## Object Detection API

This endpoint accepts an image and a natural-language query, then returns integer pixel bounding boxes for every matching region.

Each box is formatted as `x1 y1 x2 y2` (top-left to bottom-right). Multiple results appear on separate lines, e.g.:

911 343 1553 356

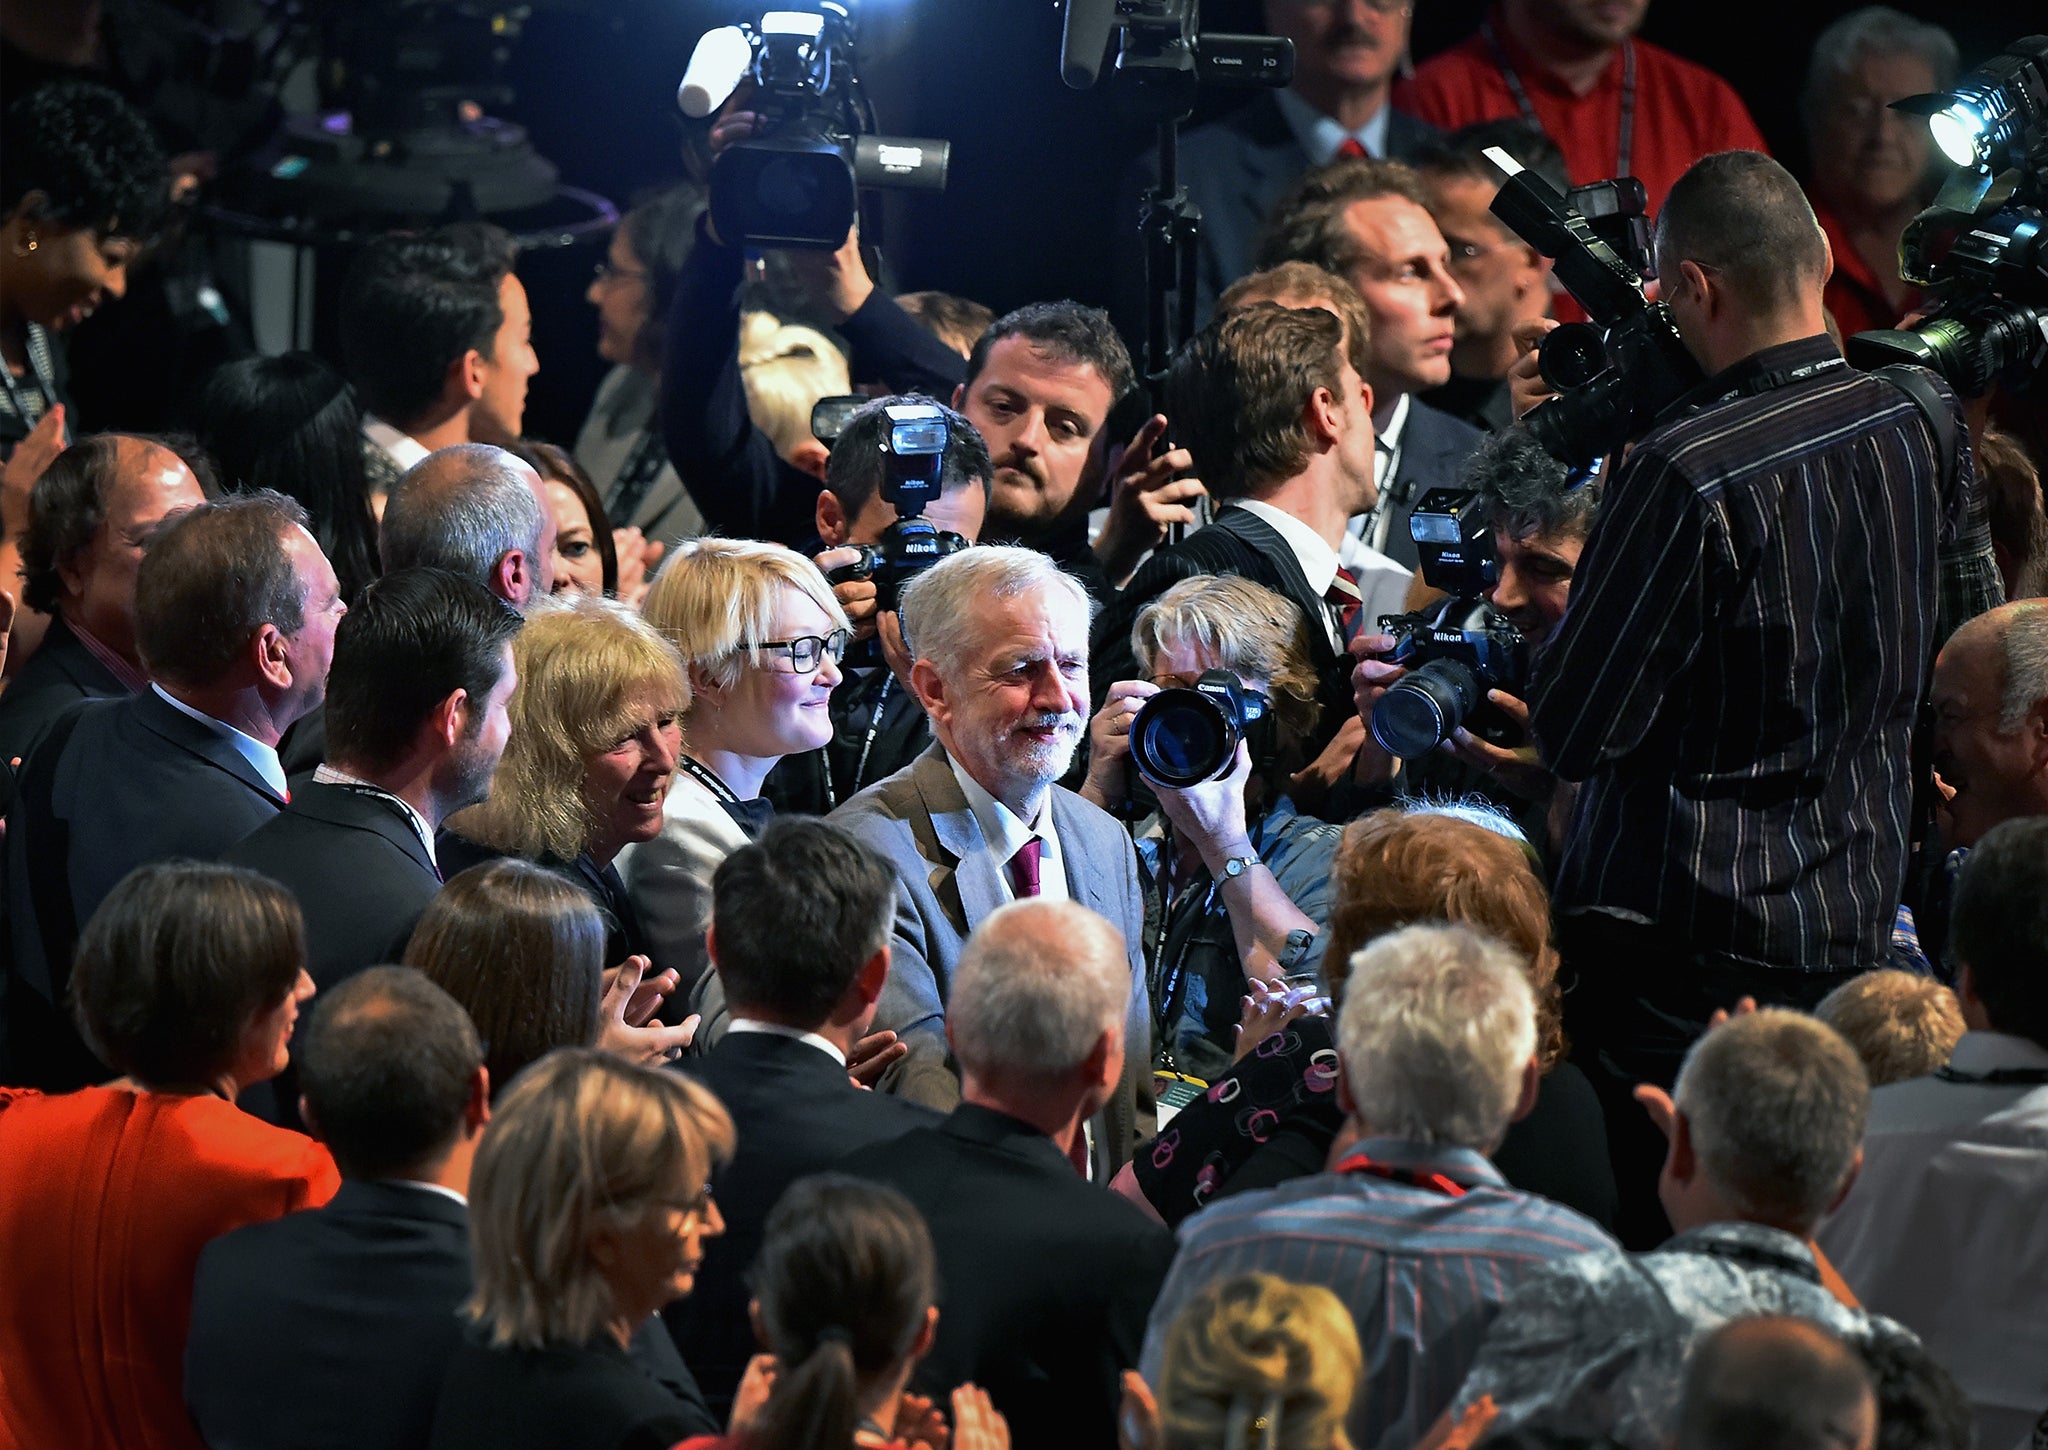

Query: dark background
503 0 2021 444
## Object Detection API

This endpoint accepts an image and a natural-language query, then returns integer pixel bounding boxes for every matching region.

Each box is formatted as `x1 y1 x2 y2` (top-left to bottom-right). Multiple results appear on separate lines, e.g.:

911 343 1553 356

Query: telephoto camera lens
1371 658 1487 760
1128 671 1260 788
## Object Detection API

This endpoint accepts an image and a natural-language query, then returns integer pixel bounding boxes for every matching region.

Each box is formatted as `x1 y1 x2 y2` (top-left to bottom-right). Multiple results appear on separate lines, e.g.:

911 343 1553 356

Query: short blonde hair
1132 573 1321 748
466 1048 735 1348
448 593 688 861
1337 922 1537 1153
739 313 850 462
641 536 848 696
1815 970 1966 1088
1156 1273 1363 1450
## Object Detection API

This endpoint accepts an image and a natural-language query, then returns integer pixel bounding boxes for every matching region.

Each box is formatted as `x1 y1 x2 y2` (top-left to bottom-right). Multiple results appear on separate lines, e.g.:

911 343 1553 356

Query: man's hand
1081 679 1159 808
1632 997 1758 1140
1344 633 1407 787
1287 713 1385 814
1093 415 1207 587
1151 739 1255 871
612 527 664 608
1508 318 1560 422
781 223 877 326
847 1029 908 1089
1442 689 1556 804
815 546 880 640
3 404 65 538
597 956 699 1064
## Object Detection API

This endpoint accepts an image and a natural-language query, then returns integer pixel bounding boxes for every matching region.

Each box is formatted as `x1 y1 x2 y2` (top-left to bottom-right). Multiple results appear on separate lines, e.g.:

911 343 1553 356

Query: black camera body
1130 669 1271 789
824 403 967 618
1484 148 1704 468
688 3 950 249
1846 36 2048 396
1369 488 1529 761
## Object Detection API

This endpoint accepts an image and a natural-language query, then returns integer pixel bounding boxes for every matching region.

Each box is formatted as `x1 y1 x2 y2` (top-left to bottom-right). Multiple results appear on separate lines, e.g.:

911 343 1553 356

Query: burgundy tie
1326 565 1365 643
1335 137 1370 160
1008 838 1043 899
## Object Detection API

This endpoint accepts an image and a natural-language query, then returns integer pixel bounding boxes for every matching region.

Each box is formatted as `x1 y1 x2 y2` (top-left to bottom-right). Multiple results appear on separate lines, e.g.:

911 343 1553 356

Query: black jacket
428 1330 714 1450
667 1029 940 1414
838 1104 1176 1450
3 689 286 1089
1374 397 1489 571
0 613 128 768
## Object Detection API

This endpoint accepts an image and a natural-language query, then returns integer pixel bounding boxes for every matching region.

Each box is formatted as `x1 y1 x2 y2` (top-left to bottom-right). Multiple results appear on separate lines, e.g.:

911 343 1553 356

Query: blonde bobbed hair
641 536 848 700
447 593 688 861
465 1047 735 1349
1156 1272 1363 1450
1131 573 1322 749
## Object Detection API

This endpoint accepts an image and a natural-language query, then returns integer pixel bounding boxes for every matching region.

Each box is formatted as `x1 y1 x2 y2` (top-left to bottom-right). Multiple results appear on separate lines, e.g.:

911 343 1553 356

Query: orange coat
0 1085 340 1450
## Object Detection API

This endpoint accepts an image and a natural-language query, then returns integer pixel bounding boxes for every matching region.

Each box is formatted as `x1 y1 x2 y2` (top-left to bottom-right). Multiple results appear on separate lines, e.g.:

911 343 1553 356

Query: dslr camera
1370 489 1529 761
1129 670 1272 789
822 403 968 655
677 2 950 248
1847 36 2048 395
1483 147 1704 468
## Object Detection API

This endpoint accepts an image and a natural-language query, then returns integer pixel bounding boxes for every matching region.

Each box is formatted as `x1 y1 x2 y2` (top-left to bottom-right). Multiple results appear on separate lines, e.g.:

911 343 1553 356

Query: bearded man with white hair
829 545 1155 1170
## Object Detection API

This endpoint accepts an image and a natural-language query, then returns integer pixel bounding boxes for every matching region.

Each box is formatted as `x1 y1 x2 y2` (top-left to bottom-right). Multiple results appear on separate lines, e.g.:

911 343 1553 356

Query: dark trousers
1557 912 1856 1250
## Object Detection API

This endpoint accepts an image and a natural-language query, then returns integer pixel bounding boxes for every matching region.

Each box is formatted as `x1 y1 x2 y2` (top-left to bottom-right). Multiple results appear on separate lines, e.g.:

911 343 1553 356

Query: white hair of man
379 443 546 580
1996 601 2048 732
949 898 1128 1083
1335 923 1536 1153
1673 1010 1869 1234
898 544 1095 683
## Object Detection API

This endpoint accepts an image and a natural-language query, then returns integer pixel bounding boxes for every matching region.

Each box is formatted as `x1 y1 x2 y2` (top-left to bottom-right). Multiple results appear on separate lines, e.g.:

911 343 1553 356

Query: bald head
949 899 1129 1084
378 443 555 607
1931 600 2048 847
1677 1317 1876 1450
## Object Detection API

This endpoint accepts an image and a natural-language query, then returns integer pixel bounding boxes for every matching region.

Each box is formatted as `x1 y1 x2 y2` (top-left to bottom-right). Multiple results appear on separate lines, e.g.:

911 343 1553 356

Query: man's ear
428 687 469 751
950 382 967 411
456 348 488 405
1303 385 1344 448
253 622 293 691
1825 1147 1863 1217
1667 1106 1699 1185
816 488 849 546
1334 1061 1357 1121
705 921 723 974
908 656 947 720
1508 1055 1540 1124
490 549 528 606
465 1065 492 1135
855 944 890 1008
1677 260 1720 322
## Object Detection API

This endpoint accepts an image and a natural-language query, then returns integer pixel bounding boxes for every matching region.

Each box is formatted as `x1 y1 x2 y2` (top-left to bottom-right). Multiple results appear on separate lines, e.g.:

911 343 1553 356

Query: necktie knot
1335 136 1370 160
1008 838 1043 899
1326 566 1365 644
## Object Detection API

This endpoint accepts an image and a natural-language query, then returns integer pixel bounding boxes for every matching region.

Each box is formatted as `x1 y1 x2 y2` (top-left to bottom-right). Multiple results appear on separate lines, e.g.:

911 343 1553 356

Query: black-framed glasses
754 629 851 674
592 259 648 285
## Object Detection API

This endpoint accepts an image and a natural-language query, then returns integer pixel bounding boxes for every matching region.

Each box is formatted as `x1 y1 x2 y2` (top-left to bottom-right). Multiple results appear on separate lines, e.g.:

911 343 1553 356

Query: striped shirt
1138 1138 1617 1450
1529 335 1970 972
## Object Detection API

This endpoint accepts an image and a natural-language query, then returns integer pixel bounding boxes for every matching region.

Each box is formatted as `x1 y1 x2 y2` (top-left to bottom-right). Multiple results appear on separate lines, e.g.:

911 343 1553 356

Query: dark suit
185 1179 472 1450
840 1105 1176 1450
666 1029 941 1413
0 613 129 768
429 1329 715 1450
1123 94 1442 331
3 689 286 1089
1093 505 1407 758
1373 397 1489 571
828 747 1155 1173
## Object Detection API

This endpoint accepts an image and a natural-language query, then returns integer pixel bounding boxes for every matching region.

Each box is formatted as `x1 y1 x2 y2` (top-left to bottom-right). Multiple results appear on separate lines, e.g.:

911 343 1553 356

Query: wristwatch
1219 854 1261 880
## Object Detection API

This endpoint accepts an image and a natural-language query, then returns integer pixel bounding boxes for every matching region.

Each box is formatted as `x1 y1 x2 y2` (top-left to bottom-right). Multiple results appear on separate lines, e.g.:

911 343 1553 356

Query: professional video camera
1483 147 1704 469
1129 670 1273 789
1846 36 2048 395
1370 488 1529 761
822 403 968 662
677 2 950 249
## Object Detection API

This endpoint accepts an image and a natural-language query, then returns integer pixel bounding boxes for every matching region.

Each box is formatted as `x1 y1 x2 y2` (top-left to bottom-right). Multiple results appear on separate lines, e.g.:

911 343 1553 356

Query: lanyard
823 672 896 812
1680 1234 1822 1286
1334 1150 1470 1198
676 752 742 807
1935 1064 2048 1086
1482 19 1637 182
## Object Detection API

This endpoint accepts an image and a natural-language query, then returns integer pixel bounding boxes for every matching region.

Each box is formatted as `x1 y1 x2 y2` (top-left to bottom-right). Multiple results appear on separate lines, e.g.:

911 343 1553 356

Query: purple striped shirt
1138 1138 1618 1450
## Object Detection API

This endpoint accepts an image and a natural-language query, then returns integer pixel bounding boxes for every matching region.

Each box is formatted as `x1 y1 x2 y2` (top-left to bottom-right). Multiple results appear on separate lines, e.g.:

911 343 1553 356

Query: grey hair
379 443 546 581
1335 923 1536 1153
1998 602 2048 732
898 545 1095 682
1800 7 1959 137
948 899 1130 1082
1673 1010 1869 1233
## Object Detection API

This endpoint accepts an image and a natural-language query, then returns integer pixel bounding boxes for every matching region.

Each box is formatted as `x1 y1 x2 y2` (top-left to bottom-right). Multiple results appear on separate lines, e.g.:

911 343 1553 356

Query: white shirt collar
391 1179 468 1207
946 751 1068 903
151 684 288 798
1375 391 1412 465
1273 87 1392 166
1230 498 1342 600
364 415 431 472
312 764 439 867
727 1018 849 1068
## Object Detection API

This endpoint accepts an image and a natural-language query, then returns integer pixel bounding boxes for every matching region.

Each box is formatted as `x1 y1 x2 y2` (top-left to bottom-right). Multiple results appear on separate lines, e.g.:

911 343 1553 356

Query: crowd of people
3 2 2048 1449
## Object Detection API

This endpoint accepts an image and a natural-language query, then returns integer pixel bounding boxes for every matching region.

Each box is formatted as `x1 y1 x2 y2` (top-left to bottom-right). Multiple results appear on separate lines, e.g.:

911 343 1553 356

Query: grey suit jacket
829 746 1155 1172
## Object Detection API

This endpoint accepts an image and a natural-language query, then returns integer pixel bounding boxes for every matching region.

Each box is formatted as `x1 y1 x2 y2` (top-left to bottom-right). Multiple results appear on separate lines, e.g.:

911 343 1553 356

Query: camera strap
1482 20 1636 181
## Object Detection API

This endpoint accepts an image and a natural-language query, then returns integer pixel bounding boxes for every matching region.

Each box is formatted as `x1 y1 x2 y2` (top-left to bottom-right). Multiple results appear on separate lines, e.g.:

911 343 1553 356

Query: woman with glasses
624 538 850 997
427 1048 734 1450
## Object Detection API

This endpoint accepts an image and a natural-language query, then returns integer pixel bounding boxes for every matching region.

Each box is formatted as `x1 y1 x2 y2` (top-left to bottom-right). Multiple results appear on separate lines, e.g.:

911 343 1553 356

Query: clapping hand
597 956 699 1064
847 1029 908 1089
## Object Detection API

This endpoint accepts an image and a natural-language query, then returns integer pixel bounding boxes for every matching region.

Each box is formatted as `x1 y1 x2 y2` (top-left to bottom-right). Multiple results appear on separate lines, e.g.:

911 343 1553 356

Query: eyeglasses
665 1183 716 1228
592 259 648 285
754 629 851 674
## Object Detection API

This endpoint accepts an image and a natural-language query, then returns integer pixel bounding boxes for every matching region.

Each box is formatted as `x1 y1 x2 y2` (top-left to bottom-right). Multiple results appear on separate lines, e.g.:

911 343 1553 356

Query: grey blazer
829 746 1156 1173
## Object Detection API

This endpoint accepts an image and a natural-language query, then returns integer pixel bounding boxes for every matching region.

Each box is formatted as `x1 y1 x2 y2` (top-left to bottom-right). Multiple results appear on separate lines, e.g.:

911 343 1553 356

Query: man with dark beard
224 568 524 1122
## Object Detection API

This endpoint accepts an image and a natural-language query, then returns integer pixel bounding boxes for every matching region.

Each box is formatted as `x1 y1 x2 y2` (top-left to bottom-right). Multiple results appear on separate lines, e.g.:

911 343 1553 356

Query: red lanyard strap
1335 1151 1470 1197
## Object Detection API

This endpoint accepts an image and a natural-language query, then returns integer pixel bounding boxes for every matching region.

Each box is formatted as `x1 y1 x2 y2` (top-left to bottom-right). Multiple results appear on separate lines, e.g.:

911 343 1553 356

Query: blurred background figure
1814 970 1966 1088
1673 1316 1877 1450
